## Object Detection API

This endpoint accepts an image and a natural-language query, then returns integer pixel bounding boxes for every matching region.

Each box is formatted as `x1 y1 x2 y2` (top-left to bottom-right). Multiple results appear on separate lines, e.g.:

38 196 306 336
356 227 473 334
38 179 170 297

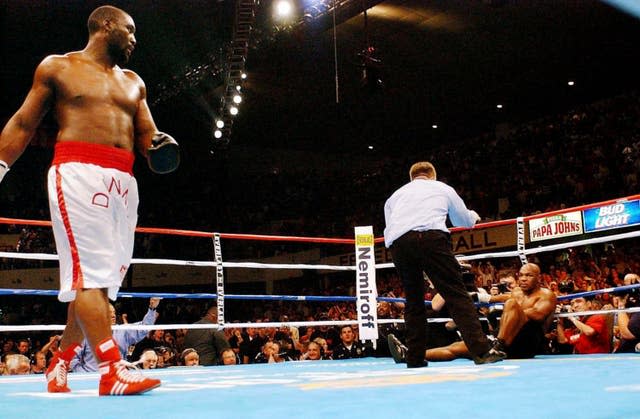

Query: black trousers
390 230 491 364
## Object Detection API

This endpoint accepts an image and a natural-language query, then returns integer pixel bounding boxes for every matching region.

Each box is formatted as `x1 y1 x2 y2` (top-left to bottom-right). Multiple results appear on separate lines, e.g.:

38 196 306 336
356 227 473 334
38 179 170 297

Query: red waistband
52 141 135 175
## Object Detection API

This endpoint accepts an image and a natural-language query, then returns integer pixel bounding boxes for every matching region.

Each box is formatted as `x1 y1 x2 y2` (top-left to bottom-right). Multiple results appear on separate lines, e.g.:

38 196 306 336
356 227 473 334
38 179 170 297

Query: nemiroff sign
528 211 583 242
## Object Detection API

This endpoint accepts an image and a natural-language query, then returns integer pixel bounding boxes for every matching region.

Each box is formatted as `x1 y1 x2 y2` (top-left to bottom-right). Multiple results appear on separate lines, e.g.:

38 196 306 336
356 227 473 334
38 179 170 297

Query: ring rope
0 288 406 303
555 307 640 318
3 225 640 270
0 317 493 333
2 194 640 343
5 307 640 334
3 193 639 244
556 283 640 302
2 284 639 303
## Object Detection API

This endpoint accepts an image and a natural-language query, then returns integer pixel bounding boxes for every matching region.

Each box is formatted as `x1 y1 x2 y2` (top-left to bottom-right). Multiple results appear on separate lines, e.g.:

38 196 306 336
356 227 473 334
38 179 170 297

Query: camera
613 287 639 308
625 289 639 308
558 304 571 313
496 283 508 293
558 281 574 293
461 271 477 292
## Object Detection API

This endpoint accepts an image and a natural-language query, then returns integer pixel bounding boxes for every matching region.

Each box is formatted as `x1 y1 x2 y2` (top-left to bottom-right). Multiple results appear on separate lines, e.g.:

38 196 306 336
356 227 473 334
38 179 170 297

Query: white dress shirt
383 178 479 247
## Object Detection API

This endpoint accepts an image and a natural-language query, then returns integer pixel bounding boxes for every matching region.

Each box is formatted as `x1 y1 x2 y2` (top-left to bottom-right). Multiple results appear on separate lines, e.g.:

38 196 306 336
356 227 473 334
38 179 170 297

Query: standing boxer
0 5 178 395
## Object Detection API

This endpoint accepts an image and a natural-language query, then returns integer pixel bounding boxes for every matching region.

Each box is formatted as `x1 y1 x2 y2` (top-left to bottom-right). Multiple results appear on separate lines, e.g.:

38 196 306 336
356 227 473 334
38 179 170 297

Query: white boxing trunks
47 141 138 302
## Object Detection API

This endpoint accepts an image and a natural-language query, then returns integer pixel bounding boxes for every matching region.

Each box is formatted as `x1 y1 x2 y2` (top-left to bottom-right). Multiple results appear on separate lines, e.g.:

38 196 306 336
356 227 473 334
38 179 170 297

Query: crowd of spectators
2 92 640 374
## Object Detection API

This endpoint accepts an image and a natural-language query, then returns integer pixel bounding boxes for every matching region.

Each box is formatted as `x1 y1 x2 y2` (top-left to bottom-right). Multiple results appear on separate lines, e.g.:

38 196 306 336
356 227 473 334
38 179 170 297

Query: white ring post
354 226 379 348
213 233 225 326
516 216 528 265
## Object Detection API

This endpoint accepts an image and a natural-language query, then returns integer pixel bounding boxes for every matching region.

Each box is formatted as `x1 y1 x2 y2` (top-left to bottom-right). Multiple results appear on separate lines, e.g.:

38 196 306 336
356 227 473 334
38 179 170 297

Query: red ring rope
2 193 639 244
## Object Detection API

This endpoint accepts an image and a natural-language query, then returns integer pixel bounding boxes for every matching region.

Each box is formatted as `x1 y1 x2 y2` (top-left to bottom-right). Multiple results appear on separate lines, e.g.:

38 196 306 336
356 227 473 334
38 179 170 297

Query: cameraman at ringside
615 273 640 353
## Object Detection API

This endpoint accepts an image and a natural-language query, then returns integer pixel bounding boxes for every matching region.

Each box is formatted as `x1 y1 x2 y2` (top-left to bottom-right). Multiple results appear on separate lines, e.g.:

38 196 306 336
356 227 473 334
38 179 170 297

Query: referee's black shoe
387 334 428 368
473 345 506 365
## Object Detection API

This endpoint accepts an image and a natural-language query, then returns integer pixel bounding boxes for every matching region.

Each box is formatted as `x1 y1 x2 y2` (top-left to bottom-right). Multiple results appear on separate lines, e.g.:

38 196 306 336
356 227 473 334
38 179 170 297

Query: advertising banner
529 211 583 242
583 200 640 232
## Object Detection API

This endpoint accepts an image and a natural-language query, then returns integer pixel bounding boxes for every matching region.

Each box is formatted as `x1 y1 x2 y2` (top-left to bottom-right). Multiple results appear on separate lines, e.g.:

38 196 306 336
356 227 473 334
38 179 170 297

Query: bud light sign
583 200 640 232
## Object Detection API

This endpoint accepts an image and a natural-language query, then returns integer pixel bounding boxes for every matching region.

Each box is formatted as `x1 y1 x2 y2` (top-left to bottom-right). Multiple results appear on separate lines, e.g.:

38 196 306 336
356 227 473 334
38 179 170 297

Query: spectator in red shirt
556 297 611 354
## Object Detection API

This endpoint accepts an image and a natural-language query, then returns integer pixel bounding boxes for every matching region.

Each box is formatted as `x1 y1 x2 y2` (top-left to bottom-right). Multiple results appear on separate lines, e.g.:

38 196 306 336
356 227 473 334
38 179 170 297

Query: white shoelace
114 360 146 383
51 359 68 386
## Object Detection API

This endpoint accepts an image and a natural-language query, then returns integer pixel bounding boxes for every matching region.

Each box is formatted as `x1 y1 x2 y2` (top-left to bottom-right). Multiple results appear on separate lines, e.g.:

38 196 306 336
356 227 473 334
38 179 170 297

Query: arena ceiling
2 0 640 160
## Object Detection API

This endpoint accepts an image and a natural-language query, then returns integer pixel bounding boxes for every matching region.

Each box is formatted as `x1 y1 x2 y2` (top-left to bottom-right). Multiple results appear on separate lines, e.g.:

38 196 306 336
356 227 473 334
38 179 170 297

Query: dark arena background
1 1 640 417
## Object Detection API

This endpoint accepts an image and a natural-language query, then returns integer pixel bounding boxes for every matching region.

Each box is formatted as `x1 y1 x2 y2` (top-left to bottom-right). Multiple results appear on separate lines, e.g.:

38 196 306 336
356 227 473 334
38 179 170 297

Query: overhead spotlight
214 129 223 139
275 0 293 17
368 145 374 150
235 85 242 92
233 94 242 104
568 80 575 86
229 106 239 115
496 104 503 109
432 124 438 129
241 73 247 80
215 119 224 129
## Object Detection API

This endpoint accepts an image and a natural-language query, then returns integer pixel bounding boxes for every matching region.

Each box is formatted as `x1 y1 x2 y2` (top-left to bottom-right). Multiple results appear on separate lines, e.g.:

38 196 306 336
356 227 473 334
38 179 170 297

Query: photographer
615 274 640 353
556 297 611 354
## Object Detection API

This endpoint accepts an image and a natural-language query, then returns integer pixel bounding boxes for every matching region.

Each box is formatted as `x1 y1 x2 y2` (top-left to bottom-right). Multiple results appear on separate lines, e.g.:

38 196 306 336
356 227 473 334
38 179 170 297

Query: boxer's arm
523 290 557 322
132 74 158 157
0 57 55 168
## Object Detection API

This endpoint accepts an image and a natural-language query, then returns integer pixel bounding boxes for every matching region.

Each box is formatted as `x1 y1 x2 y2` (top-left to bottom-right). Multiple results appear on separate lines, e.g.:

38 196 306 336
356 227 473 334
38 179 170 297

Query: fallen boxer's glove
147 132 180 174
470 291 491 304
0 160 9 183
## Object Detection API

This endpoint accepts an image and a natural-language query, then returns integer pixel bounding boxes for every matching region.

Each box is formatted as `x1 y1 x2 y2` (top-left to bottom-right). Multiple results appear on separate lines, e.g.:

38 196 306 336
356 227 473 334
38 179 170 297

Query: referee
384 161 505 367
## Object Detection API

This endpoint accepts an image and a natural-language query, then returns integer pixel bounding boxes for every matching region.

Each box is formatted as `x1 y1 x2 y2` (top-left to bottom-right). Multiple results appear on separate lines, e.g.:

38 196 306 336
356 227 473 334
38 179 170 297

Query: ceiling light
275 0 293 17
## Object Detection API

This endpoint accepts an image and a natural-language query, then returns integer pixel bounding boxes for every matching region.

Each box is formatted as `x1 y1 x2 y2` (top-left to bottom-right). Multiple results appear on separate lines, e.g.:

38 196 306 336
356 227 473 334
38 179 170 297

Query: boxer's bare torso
46 52 145 150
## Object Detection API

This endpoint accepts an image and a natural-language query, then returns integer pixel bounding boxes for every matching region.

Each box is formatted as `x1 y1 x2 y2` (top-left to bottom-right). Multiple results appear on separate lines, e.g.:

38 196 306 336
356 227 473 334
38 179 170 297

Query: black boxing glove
147 132 180 174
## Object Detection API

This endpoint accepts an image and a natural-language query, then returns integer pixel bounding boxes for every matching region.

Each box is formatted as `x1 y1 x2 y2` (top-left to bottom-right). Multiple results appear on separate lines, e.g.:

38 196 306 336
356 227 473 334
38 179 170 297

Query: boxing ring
1 195 640 418
0 355 639 418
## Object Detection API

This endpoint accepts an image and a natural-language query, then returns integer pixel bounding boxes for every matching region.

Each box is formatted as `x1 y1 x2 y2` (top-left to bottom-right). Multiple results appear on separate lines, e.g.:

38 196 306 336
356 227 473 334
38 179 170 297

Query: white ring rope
2 228 639 272
555 307 640 318
4 307 640 333
0 317 494 333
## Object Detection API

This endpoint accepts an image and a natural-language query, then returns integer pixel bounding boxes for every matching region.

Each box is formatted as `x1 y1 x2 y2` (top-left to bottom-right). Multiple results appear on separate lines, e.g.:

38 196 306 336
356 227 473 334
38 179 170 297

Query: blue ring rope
0 283 637 304
0 289 401 302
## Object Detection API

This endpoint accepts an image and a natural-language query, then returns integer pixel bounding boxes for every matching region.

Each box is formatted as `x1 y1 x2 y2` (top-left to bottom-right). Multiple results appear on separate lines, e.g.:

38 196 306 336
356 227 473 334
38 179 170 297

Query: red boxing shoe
98 359 161 396
46 351 71 393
